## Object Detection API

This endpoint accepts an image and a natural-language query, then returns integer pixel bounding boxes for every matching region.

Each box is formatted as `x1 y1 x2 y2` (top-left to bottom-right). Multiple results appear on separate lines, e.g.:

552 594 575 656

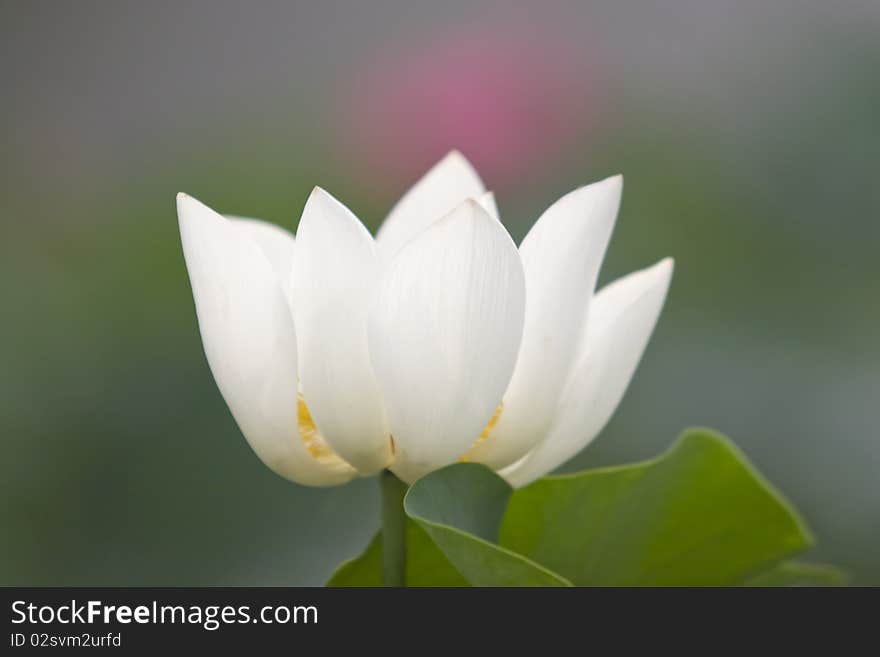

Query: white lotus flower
178 151 672 488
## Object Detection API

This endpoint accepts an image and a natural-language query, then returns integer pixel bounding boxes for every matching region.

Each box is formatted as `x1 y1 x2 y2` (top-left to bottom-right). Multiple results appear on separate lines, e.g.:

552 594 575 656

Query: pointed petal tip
624 257 674 302
444 148 466 162
652 256 675 283
176 192 220 220
305 185 334 208
176 193 220 230
302 186 349 222
177 191 205 207
651 257 675 299
475 190 500 221
475 190 496 207
544 175 623 225
451 196 497 226
176 191 196 212
580 173 623 194
440 149 480 177
305 185 356 214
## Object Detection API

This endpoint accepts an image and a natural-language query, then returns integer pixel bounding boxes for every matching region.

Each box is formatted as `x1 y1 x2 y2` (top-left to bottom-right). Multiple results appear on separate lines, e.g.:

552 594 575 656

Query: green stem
380 469 407 587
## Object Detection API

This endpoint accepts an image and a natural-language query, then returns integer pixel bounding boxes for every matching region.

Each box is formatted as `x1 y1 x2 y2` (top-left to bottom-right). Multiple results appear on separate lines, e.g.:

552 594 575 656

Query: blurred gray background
2 0 878 584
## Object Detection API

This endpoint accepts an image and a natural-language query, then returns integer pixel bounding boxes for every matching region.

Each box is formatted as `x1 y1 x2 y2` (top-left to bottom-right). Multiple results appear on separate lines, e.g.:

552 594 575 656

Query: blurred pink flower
340 15 600 191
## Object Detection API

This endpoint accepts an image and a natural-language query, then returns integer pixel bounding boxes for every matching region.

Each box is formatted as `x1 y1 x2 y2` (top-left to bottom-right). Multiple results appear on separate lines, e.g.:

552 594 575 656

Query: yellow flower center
460 403 504 461
297 393 341 462
298 393 501 468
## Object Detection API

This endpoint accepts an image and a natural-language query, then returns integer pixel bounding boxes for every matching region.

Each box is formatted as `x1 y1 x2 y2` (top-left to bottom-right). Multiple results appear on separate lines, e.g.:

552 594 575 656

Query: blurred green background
2 0 877 585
